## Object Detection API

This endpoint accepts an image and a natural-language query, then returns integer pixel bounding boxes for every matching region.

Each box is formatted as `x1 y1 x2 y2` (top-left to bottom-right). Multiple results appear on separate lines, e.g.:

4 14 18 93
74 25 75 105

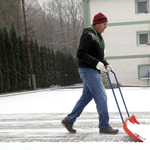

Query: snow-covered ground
0 87 150 150
0 87 149 114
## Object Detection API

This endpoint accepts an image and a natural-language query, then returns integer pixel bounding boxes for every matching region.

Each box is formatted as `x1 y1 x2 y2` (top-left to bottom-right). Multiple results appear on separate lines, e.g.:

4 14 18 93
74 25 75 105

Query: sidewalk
0 111 149 142
0 83 83 98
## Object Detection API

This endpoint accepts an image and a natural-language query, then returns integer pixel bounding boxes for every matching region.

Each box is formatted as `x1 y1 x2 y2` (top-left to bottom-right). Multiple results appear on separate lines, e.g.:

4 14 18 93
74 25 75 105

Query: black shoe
100 126 119 134
61 118 76 133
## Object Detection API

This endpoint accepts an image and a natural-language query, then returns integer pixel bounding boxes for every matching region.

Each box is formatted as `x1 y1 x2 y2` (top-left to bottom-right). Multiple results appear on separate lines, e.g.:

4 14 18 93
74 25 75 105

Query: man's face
95 22 107 33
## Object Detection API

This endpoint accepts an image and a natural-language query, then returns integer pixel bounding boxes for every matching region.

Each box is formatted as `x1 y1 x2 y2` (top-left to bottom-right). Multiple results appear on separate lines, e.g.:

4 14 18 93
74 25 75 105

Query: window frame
136 31 150 46
138 64 150 79
135 0 149 14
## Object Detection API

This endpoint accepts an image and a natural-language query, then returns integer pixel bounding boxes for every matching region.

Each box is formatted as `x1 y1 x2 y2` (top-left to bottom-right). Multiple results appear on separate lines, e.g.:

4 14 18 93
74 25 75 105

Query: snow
0 87 149 114
127 121 150 142
0 142 150 150
0 87 150 149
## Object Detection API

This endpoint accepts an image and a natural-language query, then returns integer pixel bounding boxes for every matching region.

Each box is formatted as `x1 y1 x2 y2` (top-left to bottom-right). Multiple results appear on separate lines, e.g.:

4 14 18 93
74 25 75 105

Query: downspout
83 0 89 27
85 0 89 27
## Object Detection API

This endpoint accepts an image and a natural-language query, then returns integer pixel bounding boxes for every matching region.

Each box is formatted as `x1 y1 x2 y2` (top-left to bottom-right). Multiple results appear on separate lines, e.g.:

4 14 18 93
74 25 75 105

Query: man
61 12 118 134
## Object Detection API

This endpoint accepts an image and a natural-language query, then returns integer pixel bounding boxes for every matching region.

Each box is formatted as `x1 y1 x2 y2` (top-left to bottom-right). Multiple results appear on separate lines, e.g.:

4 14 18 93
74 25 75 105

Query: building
82 0 150 86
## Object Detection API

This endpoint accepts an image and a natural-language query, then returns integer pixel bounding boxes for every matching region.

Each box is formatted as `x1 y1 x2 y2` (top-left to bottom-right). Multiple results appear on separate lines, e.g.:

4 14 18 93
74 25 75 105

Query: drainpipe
84 0 89 27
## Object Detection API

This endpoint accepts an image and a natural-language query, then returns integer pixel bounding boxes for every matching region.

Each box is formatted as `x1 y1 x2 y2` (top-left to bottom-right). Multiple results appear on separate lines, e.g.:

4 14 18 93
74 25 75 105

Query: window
139 65 150 79
139 33 148 44
135 0 149 13
138 1 148 13
137 31 150 46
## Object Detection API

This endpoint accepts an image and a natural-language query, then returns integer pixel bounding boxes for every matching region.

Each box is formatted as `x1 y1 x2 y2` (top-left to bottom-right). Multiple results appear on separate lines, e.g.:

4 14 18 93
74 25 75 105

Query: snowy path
0 112 149 142
0 87 150 149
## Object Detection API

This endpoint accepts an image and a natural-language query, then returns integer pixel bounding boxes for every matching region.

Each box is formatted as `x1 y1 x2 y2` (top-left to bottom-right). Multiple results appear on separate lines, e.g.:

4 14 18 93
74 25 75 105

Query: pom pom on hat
92 12 108 25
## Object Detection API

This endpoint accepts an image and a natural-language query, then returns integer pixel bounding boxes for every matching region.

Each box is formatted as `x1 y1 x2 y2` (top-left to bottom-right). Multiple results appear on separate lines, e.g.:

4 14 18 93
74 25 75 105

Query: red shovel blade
123 114 144 142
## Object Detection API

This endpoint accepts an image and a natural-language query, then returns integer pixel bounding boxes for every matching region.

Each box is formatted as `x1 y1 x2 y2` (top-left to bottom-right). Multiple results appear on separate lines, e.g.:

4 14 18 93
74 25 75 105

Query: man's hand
106 65 113 72
96 62 106 72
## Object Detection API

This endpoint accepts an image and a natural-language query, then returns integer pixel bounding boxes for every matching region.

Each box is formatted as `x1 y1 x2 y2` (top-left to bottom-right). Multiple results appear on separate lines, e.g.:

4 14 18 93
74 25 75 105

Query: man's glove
106 65 113 72
96 62 106 72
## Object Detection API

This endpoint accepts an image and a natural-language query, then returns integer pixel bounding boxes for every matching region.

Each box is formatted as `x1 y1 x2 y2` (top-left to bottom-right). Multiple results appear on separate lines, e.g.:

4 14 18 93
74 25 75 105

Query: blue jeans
66 68 110 129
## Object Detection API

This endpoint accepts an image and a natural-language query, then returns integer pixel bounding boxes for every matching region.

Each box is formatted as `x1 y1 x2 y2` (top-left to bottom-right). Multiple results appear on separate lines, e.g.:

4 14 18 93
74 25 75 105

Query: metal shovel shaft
111 70 130 118
106 71 130 124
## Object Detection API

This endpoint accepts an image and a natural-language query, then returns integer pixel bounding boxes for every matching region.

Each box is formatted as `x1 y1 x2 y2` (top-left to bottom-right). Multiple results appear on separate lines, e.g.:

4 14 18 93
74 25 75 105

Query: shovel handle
106 71 130 124
111 70 130 117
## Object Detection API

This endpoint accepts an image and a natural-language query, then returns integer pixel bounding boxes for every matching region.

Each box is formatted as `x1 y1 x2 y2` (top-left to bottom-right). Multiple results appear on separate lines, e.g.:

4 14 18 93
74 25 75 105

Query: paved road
0 112 149 142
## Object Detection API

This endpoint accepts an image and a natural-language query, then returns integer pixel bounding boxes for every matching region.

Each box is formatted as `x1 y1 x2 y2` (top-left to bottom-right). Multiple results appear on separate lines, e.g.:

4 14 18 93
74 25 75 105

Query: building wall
89 0 150 23
83 0 150 86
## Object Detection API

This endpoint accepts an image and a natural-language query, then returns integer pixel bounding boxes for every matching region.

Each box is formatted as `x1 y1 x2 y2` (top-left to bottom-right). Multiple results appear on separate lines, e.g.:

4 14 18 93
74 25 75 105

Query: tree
50 50 56 85
0 0 83 56
35 0 83 55
34 39 42 88
66 53 75 85
0 42 3 92
55 51 62 85
0 0 21 32
60 53 67 86
3 27 18 91
30 39 36 75
0 24 81 93
46 47 52 86
0 62 3 93
0 28 10 92
10 23 22 90
4 27 18 91
40 45 47 87
18 36 28 90
23 36 30 76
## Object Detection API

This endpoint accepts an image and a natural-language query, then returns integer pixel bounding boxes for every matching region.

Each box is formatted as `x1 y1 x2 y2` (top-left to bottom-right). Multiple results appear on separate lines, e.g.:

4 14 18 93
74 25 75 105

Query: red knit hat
92 12 108 25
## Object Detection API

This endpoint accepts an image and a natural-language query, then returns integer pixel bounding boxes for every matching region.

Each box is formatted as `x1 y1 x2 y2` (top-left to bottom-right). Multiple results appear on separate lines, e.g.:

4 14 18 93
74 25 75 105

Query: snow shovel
106 70 145 142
